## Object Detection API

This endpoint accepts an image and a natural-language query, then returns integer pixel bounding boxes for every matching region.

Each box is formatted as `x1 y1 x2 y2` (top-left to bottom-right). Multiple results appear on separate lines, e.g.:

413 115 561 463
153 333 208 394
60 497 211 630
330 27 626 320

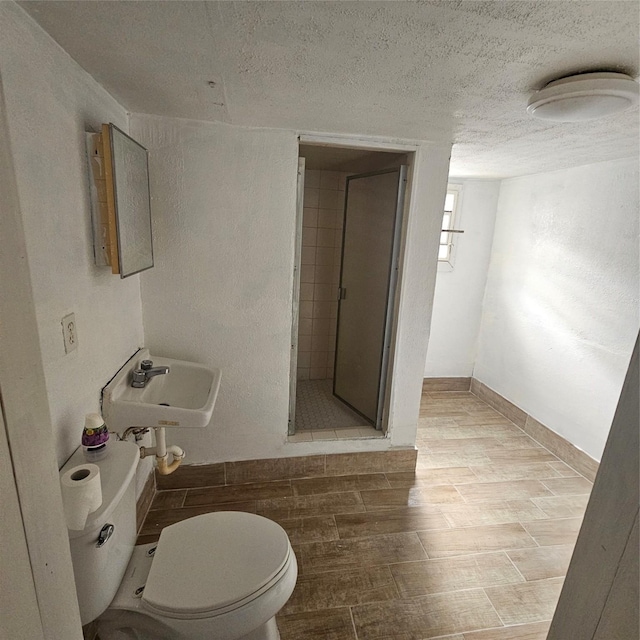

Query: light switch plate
61 313 78 354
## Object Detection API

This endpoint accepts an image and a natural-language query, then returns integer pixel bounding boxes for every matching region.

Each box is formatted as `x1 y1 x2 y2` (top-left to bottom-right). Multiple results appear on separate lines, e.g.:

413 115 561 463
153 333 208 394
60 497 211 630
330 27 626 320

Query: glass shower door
333 166 407 428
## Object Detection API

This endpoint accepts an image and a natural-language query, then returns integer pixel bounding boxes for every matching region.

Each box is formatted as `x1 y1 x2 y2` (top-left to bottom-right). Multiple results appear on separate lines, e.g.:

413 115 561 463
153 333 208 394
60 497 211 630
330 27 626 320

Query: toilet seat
142 512 292 620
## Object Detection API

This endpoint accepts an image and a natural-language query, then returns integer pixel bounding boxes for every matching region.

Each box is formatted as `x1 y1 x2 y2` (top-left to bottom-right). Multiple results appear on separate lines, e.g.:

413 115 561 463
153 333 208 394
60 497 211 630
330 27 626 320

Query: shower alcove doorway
289 142 411 439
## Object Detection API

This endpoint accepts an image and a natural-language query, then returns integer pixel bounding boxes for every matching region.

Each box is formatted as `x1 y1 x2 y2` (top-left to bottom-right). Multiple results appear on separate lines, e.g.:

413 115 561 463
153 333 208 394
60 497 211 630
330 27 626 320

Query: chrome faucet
131 359 170 388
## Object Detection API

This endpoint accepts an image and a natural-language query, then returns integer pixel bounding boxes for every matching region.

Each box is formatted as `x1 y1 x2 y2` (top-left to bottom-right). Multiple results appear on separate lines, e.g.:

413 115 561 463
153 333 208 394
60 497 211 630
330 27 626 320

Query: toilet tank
60 440 140 625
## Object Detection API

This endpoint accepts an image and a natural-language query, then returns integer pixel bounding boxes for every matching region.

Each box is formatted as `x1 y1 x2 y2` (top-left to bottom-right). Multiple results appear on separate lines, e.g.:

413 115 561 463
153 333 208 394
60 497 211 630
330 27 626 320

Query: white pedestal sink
102 349 221 432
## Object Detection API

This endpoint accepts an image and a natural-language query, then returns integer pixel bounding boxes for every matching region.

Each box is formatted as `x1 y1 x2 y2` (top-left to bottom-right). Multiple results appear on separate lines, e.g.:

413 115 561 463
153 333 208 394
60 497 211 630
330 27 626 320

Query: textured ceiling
19 0 640 178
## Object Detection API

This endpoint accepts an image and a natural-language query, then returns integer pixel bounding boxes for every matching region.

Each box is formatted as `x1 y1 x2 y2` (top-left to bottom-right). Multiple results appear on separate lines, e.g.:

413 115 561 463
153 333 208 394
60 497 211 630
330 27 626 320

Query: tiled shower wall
297 170 349 380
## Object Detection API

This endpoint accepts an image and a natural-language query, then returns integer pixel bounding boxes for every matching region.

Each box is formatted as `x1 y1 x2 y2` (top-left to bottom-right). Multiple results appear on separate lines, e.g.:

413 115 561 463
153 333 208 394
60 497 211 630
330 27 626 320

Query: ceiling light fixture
527 72 639 122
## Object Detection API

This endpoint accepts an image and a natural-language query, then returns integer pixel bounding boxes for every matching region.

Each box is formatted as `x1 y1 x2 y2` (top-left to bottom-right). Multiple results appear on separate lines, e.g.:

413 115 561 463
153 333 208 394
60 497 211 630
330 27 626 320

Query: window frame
437 184 462 270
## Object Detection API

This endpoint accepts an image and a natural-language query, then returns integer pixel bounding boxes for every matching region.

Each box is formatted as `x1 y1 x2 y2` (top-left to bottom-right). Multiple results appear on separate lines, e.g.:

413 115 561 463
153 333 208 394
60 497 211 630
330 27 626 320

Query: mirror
109 125 153 277
86 124 154 278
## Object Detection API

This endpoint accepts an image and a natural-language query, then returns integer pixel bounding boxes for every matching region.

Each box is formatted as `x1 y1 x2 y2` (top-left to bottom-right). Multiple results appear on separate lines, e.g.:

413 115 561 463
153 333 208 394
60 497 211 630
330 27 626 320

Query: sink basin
102 349 221 431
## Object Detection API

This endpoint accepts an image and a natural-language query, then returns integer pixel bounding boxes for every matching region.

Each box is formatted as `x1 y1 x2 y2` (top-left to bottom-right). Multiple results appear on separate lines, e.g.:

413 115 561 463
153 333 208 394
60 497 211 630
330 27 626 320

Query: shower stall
289 144 410 436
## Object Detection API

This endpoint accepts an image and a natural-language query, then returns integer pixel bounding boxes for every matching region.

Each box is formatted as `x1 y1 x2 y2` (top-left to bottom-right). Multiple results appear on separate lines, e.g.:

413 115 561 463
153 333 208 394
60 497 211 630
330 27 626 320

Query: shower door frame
288 157 306 435
288 135 418 436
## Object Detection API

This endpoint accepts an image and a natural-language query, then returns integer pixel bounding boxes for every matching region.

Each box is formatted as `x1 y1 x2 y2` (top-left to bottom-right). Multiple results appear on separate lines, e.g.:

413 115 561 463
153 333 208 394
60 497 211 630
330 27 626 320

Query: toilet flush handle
96 523 115 548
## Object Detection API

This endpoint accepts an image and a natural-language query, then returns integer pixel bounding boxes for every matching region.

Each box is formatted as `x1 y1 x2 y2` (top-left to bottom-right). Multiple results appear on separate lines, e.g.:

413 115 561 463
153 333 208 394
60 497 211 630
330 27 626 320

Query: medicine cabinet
86 124 154 278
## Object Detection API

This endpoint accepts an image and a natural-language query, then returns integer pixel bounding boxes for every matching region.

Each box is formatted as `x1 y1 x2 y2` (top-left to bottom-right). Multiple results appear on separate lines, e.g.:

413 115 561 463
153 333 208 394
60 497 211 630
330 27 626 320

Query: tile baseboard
156 448 418 490
423 377 472 392
522 414 599 482
156 461 225 490
471 379 528 428
136 470 156 533
471 378 599 482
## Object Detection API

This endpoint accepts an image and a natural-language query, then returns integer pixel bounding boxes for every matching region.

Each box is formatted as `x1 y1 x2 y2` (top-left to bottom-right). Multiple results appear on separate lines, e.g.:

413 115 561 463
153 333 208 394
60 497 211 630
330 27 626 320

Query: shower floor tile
294 379 371 431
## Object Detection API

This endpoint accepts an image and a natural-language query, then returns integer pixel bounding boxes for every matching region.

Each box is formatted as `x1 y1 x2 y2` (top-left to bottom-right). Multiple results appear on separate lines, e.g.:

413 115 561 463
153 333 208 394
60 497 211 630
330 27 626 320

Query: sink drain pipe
140 427 184 475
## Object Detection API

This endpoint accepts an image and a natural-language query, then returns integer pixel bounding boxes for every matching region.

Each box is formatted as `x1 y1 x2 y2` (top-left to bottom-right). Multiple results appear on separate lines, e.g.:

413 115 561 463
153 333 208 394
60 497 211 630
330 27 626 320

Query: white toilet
61 441 297 640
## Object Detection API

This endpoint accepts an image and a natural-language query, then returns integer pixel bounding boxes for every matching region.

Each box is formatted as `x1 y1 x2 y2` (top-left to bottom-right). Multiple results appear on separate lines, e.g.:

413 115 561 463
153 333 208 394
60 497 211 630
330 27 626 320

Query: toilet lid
142 512 291 618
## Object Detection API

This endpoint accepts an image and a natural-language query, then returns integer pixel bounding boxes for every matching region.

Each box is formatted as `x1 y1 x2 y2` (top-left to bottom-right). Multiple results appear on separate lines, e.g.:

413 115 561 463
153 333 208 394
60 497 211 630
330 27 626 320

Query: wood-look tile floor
140 391 593 639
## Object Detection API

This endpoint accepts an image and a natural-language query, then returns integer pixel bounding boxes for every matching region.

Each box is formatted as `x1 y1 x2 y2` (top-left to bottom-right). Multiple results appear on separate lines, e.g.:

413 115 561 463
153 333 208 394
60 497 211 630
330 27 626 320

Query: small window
438 187 460 263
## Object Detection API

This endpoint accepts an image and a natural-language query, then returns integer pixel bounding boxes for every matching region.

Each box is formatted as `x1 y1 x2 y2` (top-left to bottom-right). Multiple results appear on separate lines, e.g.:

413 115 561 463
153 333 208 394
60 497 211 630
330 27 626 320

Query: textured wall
0 57 82 640
0 2 145 468
474 158 639 460
131 114 450 463
425 180 500 377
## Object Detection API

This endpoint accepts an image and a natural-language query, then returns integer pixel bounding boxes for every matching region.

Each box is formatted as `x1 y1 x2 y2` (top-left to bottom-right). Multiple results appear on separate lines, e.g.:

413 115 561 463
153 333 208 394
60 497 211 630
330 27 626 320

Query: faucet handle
132 369 147 387
140 360 154 370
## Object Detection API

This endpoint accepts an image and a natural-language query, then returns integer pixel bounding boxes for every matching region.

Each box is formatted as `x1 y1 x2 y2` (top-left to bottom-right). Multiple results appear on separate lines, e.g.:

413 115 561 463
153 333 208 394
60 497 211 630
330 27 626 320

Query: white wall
0 2 145 468
474 158 639 460
131 114 450 464
0 412 46 640
425 180 500 377
0 44 82 637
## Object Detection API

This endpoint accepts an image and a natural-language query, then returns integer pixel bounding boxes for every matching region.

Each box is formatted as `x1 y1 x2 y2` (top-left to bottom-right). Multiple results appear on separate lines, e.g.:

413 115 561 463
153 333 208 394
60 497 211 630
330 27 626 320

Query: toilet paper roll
60 463 103 531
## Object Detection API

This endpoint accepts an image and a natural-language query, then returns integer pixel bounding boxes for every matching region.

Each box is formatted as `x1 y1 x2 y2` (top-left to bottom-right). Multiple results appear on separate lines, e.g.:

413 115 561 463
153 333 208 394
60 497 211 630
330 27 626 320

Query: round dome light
527 72 639 122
